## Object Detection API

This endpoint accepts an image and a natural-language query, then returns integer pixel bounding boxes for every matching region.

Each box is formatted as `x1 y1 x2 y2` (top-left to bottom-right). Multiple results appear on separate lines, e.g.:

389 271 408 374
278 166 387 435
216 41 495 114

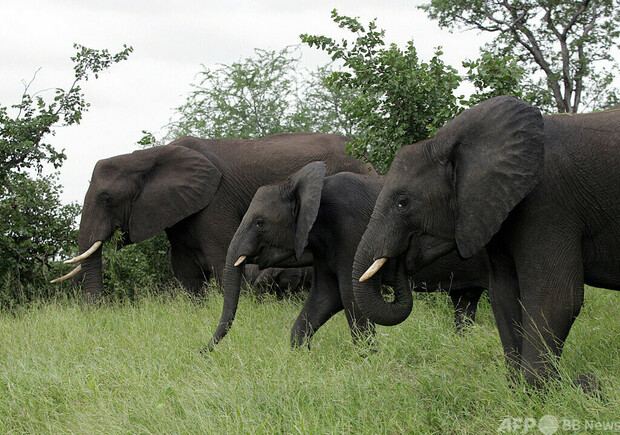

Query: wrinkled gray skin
353 96 620 389
243 264 312 297
209 162 486 350
73 133 373 301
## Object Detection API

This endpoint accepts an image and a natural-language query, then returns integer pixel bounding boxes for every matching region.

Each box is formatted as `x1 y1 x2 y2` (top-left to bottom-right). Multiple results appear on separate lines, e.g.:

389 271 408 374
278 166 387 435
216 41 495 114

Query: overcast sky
1 0 493 206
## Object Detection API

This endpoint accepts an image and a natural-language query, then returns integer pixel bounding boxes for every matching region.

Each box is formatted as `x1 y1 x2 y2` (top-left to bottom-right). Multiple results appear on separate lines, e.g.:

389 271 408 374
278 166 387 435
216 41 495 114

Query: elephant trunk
352 235 412 326
78 236 104 302
75 196 109 302
207 238 246 350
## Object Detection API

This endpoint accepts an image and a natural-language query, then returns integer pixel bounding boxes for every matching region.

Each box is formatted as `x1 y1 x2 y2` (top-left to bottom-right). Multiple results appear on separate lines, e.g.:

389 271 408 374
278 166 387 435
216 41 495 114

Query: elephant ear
129 145 222 243
438 95 545 258
285 161 327 260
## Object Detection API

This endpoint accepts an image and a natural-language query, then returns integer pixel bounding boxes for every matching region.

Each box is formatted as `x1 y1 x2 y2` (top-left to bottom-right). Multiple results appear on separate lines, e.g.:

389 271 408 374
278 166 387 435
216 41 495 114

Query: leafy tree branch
420 0 620 112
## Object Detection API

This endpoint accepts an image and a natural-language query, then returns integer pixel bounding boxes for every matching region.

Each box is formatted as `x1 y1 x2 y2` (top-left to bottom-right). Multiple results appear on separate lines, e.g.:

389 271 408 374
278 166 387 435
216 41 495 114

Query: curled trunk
352 236 412 326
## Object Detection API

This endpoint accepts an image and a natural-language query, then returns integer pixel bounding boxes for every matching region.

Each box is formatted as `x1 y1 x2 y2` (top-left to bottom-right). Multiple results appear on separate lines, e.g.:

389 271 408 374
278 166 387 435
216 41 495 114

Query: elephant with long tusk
51 133 374 301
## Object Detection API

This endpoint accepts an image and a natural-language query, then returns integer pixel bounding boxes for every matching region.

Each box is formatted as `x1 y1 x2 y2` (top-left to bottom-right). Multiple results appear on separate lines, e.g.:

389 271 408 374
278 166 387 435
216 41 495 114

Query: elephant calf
243 264 312 297
208 162 487 350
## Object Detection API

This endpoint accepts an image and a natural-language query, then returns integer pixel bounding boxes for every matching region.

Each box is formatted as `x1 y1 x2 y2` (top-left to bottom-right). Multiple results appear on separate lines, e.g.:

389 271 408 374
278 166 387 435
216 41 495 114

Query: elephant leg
450 286 484 334
169 243 207 295
514 239 585 388
342 303 376 350
486 241 523 378
206 254 227 286
337 269 376 347
166 225 210 294
198 204 244 286
274 268 304 297
290 263 342 349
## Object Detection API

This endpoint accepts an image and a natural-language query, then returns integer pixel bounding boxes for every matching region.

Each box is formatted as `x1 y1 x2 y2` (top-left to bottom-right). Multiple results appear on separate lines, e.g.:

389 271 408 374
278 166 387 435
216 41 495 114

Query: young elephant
208 162 487 350
243 264 312 297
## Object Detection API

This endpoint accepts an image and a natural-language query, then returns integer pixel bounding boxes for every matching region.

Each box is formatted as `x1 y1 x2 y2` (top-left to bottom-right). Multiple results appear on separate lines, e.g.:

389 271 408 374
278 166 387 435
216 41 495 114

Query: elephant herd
54 96 620 391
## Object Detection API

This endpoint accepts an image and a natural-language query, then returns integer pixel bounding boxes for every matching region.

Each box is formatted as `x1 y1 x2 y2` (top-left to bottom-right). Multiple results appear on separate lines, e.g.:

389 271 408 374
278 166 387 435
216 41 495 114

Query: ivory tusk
234 255 247 267
51 264 82 283
64 241 103 264
359 257 388 282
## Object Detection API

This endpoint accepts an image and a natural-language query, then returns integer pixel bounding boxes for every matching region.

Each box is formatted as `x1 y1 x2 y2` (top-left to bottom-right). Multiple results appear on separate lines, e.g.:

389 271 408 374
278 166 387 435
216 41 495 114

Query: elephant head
353 96 545 325
54 144 221 300
209 161 325 348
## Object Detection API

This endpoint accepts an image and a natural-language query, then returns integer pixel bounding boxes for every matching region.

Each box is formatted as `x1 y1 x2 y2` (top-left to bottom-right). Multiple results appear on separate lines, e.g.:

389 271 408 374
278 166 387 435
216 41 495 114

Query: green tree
292 65 360 137
164 46 357 142
301 10 462 172
460 48 541 107
0 174 80 286
0 43 132 297
420 0 620 113
1 44 133 180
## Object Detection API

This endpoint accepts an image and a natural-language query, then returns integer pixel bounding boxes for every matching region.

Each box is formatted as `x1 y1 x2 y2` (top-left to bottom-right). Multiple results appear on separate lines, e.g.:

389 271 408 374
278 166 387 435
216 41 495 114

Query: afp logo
497 415 559 434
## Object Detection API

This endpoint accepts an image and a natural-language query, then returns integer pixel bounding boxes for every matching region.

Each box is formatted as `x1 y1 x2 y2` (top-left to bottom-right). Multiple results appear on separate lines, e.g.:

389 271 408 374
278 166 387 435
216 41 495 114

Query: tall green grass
0 286 617 433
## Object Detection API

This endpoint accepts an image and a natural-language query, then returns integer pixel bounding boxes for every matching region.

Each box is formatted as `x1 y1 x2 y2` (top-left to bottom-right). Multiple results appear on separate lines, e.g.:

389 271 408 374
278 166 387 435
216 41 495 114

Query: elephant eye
396 195 410 212
100 193 113 207
255 218 265 229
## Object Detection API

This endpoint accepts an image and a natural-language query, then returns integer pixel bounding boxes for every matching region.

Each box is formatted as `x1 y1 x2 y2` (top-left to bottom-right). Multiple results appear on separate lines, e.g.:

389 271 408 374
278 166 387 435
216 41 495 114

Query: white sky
1 0 494 206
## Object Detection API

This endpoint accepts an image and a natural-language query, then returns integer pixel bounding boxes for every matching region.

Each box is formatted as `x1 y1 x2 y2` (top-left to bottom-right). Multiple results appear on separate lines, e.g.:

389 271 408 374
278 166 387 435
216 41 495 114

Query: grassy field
0 285 618 434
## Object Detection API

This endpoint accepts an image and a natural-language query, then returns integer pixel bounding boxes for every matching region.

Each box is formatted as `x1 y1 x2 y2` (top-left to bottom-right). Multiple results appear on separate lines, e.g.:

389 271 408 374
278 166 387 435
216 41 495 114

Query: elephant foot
200 342 216 354
574 373 602 396
504 369 602 397
82 290 102 305
455 320 474 336
352 330 378 357
290 337 312 351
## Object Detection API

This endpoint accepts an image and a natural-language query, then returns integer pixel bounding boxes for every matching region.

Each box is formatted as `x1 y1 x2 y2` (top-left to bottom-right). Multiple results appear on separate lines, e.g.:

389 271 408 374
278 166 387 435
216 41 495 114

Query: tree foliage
301 10 463 172
101 231 174 300
164 12 530 174
0 174 80 285
461 49 538 107
0 44 133 180
0 44 132 296
164 46 357 142
420 0 620 113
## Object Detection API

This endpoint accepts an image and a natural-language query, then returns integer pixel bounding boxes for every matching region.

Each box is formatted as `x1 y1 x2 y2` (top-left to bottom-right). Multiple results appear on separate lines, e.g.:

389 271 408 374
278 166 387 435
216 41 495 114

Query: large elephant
353 96 620 389
53 133 374 300
208 162 487 350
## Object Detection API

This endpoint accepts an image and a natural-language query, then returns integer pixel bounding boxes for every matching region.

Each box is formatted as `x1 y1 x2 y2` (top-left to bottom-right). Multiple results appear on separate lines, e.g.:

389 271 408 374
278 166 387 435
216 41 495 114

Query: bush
0 173 80 307
101 231 175 300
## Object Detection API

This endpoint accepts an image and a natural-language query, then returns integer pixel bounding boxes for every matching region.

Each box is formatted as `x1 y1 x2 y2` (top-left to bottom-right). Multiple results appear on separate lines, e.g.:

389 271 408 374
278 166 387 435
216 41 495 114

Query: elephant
243 264 312 297
208 162 487 350
353 95 620 389
52 133 374 300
